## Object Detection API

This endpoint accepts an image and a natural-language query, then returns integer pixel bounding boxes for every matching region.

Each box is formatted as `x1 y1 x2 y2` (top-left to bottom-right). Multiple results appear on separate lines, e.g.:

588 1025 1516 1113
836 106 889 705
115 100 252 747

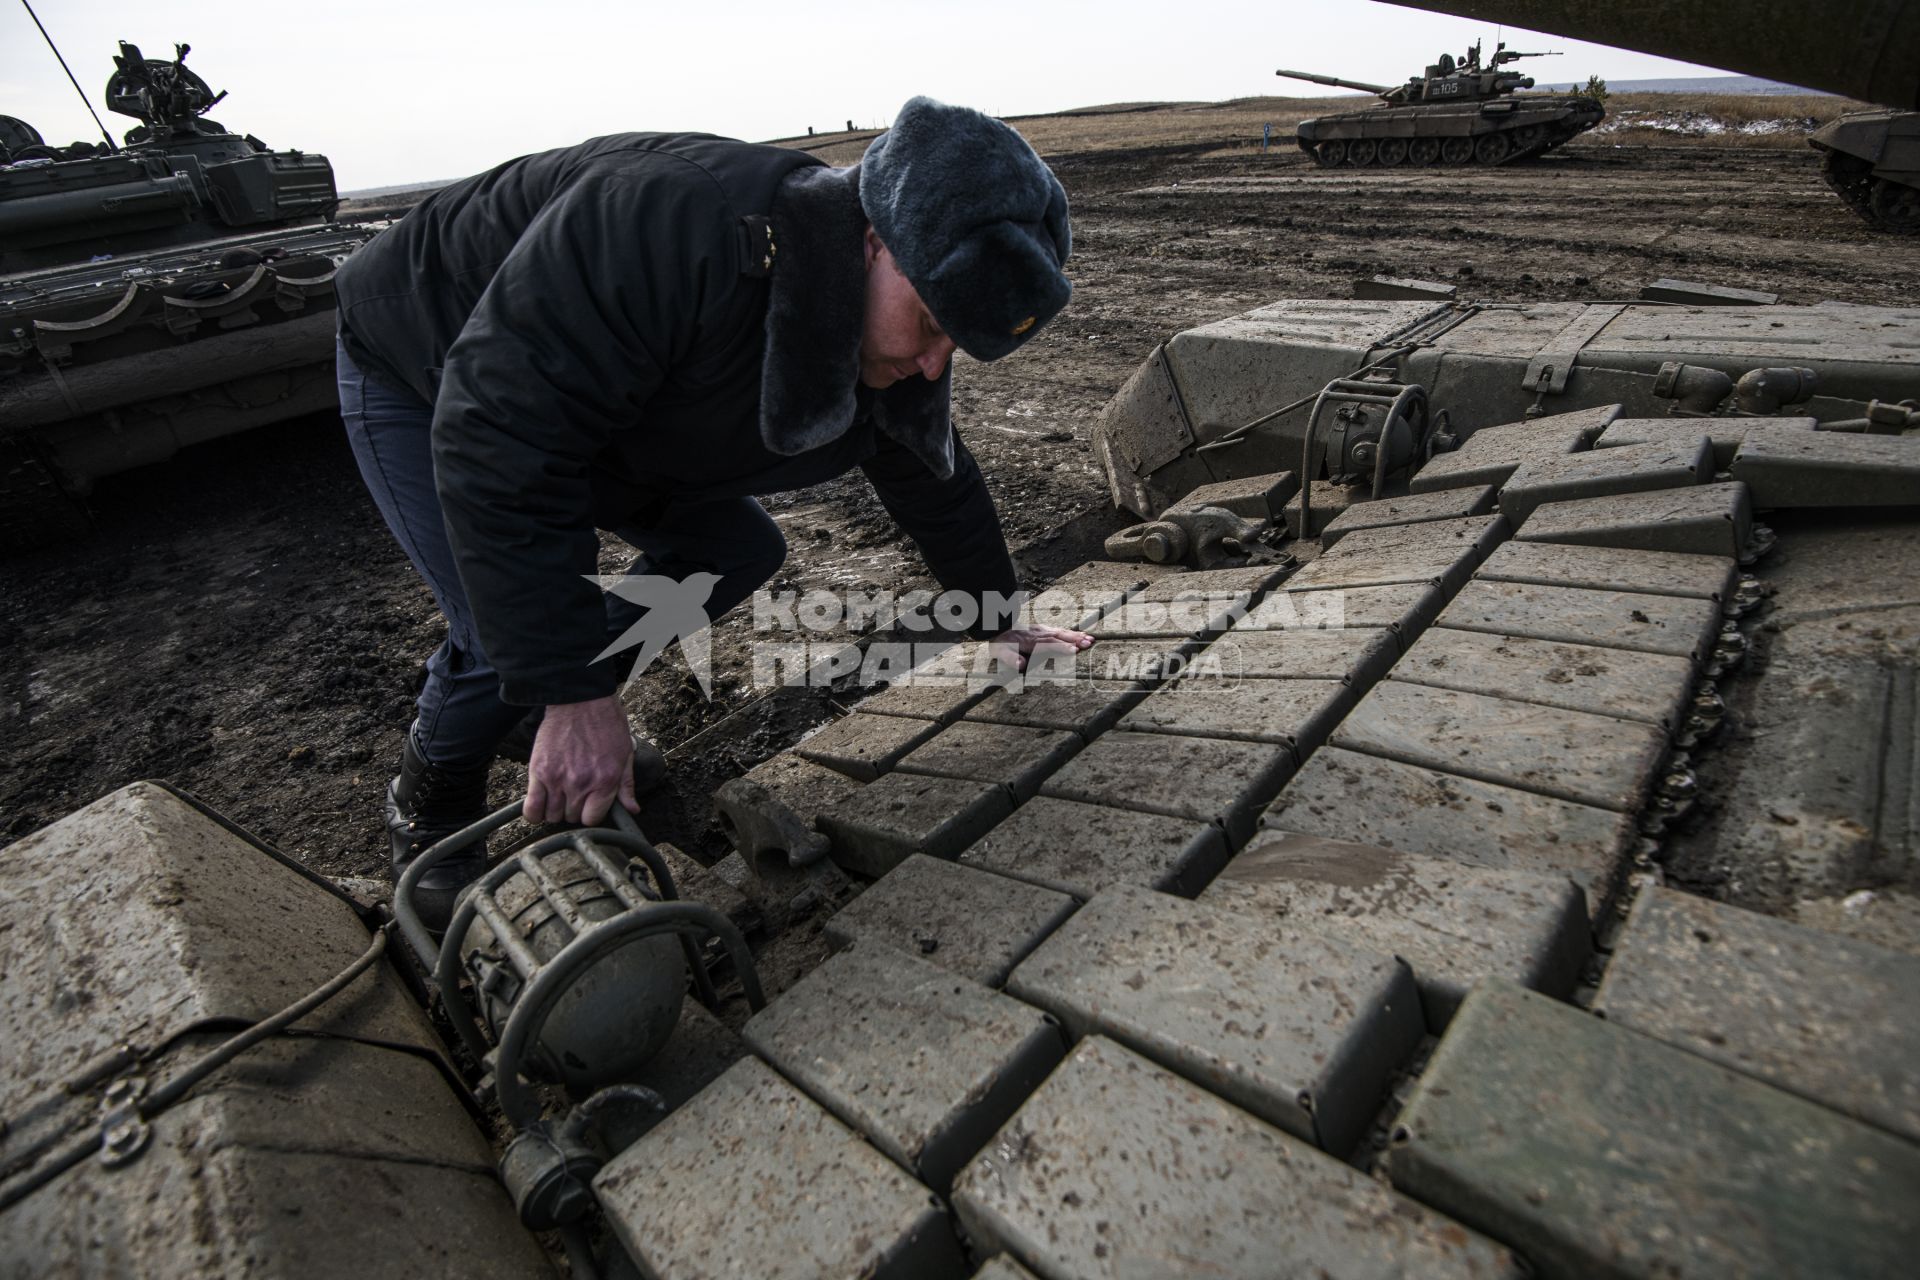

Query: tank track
1819 150 1920 233
11 428 1920 1272
1303 117 1593 169
647 459 1920 1276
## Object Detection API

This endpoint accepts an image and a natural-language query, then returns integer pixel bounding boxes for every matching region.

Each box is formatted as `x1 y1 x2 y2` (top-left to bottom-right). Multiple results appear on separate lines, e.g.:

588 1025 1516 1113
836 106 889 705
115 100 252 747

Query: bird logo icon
586 571 722 698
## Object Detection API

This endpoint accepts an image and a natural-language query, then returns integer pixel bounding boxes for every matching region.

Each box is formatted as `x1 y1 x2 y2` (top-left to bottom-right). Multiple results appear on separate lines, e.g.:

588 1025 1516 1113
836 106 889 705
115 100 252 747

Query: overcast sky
4 0 1727 190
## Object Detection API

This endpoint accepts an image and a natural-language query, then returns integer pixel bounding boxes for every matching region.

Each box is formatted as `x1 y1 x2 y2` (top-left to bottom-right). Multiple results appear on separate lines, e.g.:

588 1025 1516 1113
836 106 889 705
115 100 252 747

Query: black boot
628 735 670 796
386 735 490 933
495 706 670 796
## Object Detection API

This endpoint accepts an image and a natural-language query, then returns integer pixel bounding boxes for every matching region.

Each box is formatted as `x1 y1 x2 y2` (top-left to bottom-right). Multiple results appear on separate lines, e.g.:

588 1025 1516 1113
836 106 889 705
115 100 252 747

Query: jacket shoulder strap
738 214 777 277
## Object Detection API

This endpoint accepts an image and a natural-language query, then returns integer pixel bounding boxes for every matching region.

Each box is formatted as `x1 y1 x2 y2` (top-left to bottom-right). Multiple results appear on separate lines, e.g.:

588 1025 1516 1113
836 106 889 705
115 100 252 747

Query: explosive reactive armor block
1096 299 1920 519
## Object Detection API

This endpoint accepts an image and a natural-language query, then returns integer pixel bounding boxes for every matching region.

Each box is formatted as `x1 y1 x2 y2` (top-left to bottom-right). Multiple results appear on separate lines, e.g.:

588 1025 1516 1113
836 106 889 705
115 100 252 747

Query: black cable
0 926 390 1212
141 926 390 1114
19 0 119 152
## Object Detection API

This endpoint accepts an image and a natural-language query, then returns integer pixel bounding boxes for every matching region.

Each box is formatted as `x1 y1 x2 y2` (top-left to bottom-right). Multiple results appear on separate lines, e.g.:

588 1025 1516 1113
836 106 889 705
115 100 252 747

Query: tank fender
1811 112 1894 165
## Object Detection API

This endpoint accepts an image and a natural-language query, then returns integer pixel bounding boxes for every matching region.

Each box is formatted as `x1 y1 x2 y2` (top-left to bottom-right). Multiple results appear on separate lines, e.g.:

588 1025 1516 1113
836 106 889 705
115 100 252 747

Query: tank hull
1297 96 1604 168
0 221 376 552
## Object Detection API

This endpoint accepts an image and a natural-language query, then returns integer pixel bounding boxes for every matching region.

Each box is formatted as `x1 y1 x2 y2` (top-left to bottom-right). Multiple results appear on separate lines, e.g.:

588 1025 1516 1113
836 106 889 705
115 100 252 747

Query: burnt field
4 97 1914 892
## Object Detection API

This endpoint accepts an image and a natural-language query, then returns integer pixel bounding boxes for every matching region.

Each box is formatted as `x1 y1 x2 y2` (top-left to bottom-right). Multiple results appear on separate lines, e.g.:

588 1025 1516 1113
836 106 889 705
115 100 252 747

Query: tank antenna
18 0 119 152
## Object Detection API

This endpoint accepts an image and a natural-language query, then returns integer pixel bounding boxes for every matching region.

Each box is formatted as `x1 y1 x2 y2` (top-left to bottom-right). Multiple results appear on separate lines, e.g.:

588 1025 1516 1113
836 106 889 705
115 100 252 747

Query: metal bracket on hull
1523 304 1625 395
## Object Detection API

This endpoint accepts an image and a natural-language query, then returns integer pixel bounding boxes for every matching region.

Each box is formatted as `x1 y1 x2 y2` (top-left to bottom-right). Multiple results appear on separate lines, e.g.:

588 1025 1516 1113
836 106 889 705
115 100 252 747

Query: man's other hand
987 624 1095 672
524 695 637 825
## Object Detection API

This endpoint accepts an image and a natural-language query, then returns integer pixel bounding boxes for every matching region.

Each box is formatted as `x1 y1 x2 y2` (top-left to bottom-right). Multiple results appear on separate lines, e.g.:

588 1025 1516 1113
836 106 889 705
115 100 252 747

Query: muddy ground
5 104 1915 908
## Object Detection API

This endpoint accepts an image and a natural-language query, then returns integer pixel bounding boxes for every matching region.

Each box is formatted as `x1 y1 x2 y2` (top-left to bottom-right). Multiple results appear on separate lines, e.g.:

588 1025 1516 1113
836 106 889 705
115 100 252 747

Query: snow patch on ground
1595 111 1820 138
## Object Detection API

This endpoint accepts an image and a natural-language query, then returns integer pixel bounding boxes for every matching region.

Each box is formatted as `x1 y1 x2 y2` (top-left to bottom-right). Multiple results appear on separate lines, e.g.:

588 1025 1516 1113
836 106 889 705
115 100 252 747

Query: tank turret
1277 40 1602 168
1282 41 1558 109
0 42 339 273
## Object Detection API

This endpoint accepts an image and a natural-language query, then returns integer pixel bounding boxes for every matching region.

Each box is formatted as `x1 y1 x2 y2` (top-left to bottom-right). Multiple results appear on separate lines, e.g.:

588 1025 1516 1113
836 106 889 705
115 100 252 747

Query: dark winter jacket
335 133 1019 706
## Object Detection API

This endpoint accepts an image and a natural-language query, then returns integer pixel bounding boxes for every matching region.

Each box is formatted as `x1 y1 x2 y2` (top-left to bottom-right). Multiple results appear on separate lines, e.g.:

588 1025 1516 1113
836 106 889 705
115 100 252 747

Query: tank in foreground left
0 41 377 553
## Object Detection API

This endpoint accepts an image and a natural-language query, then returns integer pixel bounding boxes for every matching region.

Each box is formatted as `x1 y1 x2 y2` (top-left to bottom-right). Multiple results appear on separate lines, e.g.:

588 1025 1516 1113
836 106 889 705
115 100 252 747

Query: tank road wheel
1817 150 1878 223
1820 151 1874 200
1347 139 1378 167
1868 178 1920 233
1474 133 1512 165
1317 139 1349 167
1440 136 1475 165
1510 124 1545 155
1408 137 1441 166
1376 137 1409 167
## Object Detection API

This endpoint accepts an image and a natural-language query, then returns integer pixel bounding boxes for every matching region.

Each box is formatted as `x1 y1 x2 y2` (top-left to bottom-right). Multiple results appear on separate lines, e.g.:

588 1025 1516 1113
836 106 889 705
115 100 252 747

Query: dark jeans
336 338 786 768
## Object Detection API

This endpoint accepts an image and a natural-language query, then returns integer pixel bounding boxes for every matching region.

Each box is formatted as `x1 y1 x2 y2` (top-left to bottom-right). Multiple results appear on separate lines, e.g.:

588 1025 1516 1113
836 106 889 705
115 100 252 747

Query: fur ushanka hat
860 97 1073 361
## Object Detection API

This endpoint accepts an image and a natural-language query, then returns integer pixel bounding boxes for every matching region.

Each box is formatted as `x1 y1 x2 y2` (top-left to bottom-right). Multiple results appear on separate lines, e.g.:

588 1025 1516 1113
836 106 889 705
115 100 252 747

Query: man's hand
524 695 637 825
987 624 1095 672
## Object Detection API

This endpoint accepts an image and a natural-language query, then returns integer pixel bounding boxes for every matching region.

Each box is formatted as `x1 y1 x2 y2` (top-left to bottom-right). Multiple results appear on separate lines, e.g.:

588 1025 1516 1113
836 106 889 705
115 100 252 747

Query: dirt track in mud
4 111 1914 888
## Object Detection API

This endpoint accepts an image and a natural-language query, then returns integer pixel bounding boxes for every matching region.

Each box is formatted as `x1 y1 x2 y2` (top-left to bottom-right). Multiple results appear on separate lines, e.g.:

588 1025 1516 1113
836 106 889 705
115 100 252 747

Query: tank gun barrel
1382 0 1920 110
1276 69 1395 95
